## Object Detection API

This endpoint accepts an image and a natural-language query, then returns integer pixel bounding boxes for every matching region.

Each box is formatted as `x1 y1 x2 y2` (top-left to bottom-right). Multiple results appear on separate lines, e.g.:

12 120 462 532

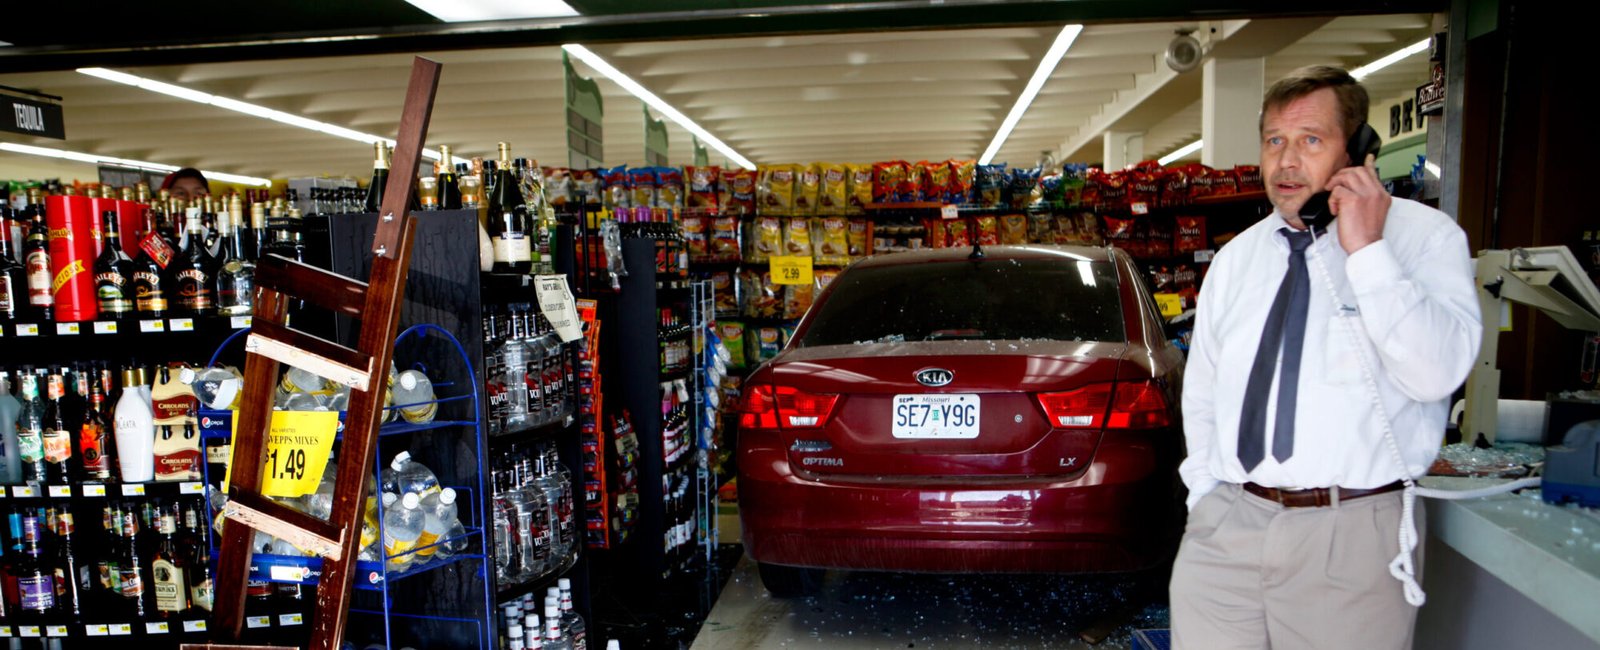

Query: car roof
850 245 1117 270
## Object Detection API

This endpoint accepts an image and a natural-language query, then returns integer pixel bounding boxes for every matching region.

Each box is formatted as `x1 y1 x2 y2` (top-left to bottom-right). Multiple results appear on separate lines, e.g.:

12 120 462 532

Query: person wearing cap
161 167 210 201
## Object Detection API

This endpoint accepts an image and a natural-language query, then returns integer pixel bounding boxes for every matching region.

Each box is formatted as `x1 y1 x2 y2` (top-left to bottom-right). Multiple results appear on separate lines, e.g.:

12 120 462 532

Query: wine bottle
94 210 137 320
52 511 83 623
216 202 256 317
489 142 533 274
0 203 26 322
438 145 463 210
364 142 391 213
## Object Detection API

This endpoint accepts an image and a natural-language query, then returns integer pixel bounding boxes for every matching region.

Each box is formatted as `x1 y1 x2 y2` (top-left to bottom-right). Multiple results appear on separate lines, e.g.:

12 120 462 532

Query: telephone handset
1298 122 1383 233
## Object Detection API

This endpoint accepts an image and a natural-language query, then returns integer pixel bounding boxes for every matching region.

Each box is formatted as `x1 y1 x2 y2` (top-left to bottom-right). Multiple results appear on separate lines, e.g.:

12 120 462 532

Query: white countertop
1423 477 1600 642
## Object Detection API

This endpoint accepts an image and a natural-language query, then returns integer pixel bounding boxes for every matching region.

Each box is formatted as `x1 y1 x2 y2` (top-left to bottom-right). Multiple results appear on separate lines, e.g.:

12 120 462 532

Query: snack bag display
1028 213 1054 244
711 272 740 318
1187 164 1218 199
815 217 851 265
1008 167 1040 209
545 168 575 206
977 164 1008 208
784 281 815 320
872 161 905 204
999 214 1028 245
1039 174 1064 207
656 167 684 209
575 168 603 204
927 219 948 249
904 162 928 202
742 270 782 319
1234 165 1263 193
759 164 799 215
1095 171 1128 212
603 166 631 208
686 165 720 209
1104 215 1136 253
795 164 822 216
922 161 951 205
974 216 1000 246
782 217 814 258
1209 168 1239 197
1175 215 1207 253
818 163 849 215
628 167 658 209
683 214 709 259
945 219 971 248
1161 167 1191 208
1054 215 1078 245
948 159 977 206
847 219 872 258
1076 213 1102 246
814 269 840 295
718 321 748 369
1146 217 1174 258
846 164 874 213
1129 170 1161 209
755 328 784 363
722 168 757 214
748 216 783 263
712 216 741 261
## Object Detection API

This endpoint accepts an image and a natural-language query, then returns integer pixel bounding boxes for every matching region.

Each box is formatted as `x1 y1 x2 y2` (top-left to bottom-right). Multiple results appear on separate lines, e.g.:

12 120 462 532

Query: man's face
1261 87 1349 218
170 177 207 202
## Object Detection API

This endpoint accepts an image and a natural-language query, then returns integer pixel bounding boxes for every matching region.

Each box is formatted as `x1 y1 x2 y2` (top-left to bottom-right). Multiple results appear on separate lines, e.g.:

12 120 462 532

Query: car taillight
1037 384 1114 428
1037 381 1170 430
1107 381 1171 429
773 385 840 429
739 384 778 429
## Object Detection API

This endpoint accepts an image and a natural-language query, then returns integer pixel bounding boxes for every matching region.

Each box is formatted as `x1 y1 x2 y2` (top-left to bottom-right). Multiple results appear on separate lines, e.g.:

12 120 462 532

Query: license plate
891 394 980 439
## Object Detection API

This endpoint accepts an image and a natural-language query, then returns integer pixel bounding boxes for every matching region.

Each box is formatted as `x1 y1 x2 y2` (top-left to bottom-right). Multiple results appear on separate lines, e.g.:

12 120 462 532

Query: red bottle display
44 194 99 323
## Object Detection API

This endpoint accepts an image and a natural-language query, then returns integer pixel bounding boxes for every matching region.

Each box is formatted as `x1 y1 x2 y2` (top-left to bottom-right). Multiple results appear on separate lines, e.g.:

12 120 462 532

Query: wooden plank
222 491 343 559
254 254 369 318
245 319 372 390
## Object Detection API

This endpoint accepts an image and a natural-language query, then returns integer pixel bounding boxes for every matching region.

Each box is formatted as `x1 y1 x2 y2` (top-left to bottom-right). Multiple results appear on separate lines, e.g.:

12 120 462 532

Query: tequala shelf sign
0 86 65 140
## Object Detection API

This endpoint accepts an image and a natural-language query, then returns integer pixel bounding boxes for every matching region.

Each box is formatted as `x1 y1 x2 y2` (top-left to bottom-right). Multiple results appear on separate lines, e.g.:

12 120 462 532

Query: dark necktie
1237 228 1314 472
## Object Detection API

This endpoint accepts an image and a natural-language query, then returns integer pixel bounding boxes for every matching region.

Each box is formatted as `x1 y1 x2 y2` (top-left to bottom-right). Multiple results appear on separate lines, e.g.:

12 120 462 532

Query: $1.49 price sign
771 256 814 286
224 411 339 497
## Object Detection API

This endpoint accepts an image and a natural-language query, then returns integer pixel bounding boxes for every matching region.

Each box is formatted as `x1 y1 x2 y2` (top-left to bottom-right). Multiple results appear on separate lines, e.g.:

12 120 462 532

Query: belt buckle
1279 486 1309 507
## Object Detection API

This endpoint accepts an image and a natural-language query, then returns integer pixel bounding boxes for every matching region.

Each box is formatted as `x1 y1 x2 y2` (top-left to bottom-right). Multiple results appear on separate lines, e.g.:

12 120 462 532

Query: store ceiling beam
697 96 1006 121
0 0 1443 73
651 61 1026 93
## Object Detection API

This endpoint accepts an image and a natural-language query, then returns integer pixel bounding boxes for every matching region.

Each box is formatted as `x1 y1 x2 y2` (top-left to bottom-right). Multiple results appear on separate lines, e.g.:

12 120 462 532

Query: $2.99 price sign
224 411 339 497
771 256 814 286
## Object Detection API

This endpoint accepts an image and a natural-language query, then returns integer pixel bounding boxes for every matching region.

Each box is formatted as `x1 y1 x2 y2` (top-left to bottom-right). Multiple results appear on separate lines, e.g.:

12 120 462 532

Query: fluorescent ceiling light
406 0 576 22
563 44 756 170
77 67 459 165
1158 139 1203 166
1351 38 1431 80
1 142 273 187
978 24 1084 166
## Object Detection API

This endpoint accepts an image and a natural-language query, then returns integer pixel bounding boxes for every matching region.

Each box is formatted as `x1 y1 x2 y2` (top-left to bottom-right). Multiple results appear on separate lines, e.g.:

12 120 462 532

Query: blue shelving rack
198 323 494 649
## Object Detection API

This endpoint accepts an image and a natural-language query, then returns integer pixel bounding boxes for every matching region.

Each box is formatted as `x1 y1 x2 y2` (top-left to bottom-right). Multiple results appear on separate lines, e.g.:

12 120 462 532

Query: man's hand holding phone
1328 153 1391 255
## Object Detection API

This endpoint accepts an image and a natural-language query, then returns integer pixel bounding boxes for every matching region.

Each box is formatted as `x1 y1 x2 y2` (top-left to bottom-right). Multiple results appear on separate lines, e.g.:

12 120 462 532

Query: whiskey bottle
51 511 83 623
22 190 53 322
94 210 137 320
78 369 114 482
117 507 148 620
41 371 74 485
174 208 217 317
132 207 175 320
151 512 189 618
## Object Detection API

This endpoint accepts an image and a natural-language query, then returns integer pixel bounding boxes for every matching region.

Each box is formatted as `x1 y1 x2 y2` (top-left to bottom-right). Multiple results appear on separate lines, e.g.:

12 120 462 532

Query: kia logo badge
916 368 954 387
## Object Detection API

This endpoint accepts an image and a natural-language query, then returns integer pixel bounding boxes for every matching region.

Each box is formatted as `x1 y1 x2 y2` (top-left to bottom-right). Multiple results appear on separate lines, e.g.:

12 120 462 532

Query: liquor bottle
16 372 45 485
22 191 53 322
488 143 533 274
437 145 463 210
365 142 391 213
41 371 74 485
203 196 222 258
132 206 174 320
0 204 26 322
246 202 268 262
0 371 22 484
216 201 256 316
543 605 573 650
558 578 588 650
15 510 54 625
151 512 188 618
174 208 217 317
185 504 213 614
2 511 21 617
96 504 118 614
94 210 137 320
52 511 83 623
114 368 156 483
118 505 149 620
78 368 114 482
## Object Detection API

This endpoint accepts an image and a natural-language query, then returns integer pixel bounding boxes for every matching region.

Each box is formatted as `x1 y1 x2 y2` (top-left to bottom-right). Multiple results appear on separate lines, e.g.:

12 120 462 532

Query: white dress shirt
1179 197 1483 509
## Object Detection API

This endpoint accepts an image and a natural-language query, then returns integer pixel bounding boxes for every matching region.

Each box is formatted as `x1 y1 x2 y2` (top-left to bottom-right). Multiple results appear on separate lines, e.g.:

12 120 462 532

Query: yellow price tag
771 255 814 286
1154 293 1184 319
225 411 339 498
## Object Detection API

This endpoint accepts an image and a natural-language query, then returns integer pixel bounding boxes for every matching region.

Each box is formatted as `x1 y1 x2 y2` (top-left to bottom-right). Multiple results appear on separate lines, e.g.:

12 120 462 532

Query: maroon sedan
737 245 1186 596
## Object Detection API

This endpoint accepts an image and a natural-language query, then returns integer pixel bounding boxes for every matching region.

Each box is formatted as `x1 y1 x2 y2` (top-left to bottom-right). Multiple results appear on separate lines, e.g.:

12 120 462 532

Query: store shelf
0 316 255 364
3 480 207 500
480 272 541 296
0 618 213 640
488 415 574 442
247 526 485 590
197 396 476 441
1188 190 1269 207
494 551 581 603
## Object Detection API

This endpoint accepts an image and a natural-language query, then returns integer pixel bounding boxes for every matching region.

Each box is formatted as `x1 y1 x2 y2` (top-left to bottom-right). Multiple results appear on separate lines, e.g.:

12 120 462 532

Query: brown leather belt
1242 481 1404 508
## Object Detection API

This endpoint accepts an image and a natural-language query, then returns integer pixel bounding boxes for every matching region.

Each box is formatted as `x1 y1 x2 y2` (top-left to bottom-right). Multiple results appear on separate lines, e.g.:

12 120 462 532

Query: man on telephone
1170 66 1482 648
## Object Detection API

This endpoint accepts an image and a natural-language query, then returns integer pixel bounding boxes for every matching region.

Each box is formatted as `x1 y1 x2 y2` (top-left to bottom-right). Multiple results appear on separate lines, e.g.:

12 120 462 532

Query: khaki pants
1169 483 1423 650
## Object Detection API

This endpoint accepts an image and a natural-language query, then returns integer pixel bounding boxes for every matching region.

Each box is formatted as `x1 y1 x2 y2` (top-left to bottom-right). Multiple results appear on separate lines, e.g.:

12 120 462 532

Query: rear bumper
738 430 1183 574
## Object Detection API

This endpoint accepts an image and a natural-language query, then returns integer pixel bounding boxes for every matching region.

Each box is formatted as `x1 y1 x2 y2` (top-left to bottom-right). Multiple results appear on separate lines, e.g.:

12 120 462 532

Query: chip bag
656 167 684 209
1008 167 1040 209
1000 214 1028 245
575 168 603 205
1209 168 1239 197
1175 215 1207 253
1186 164 1218 200
712 216 741 261
1054 215 1079 245
974 216 1000 246
815 269 840 295
816 217 850 265
545 168 574 207
922 161 950 204
742 270 782 319
872 161 905 204
848 219 872 258
977 164 1008 208
603 166 631 208
1104 216 1136 253
711 272 739 317
948 159 977 206
846 164 874 214
760 164 799 215
784 281 815 320
1234 165 1263 193
755 328 784 363
945 219 970 248
749 216 783 264
1147 217 1174 258
627 167 658 209
683 214 709 259
685 165 720 209
722 168 757 214
718 321 748 369
905 161 928 202
1161 167 1191 208
795 164 822 216
818 163 848 215
1077 213 1102 246
1028 214 1053 244
783 217 814 258
927 219 948 249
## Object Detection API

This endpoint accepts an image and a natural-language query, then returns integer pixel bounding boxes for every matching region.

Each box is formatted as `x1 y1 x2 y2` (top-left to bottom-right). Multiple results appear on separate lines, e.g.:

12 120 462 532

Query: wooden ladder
187 57 442 650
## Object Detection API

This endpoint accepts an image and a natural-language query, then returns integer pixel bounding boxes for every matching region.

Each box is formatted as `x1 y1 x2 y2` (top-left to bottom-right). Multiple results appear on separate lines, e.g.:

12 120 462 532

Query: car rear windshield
798 257 1126 346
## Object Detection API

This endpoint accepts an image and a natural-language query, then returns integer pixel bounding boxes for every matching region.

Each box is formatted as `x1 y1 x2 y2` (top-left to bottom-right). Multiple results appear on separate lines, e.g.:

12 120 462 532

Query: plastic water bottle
393 370 438 424
381 492 425 571
387 451 441 498
180 366 243 411
559 578 587 650
422 488 468 554
281 367 327 395
414 501 448 562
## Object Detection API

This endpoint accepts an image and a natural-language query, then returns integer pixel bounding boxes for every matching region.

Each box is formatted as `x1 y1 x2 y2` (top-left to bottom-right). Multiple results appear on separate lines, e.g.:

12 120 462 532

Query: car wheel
757 562 825 598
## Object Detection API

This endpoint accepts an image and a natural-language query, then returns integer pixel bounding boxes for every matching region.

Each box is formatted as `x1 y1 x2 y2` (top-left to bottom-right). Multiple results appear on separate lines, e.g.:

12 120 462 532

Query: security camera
1166 29 1205 73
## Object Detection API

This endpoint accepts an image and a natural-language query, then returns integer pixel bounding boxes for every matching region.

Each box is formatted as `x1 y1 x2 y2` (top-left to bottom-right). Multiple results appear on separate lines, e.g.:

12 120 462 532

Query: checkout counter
1414 246 1600 650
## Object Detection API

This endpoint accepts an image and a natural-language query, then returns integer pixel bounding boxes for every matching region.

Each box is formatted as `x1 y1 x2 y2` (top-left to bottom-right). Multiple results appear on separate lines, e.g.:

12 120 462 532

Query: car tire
757 562 824 598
